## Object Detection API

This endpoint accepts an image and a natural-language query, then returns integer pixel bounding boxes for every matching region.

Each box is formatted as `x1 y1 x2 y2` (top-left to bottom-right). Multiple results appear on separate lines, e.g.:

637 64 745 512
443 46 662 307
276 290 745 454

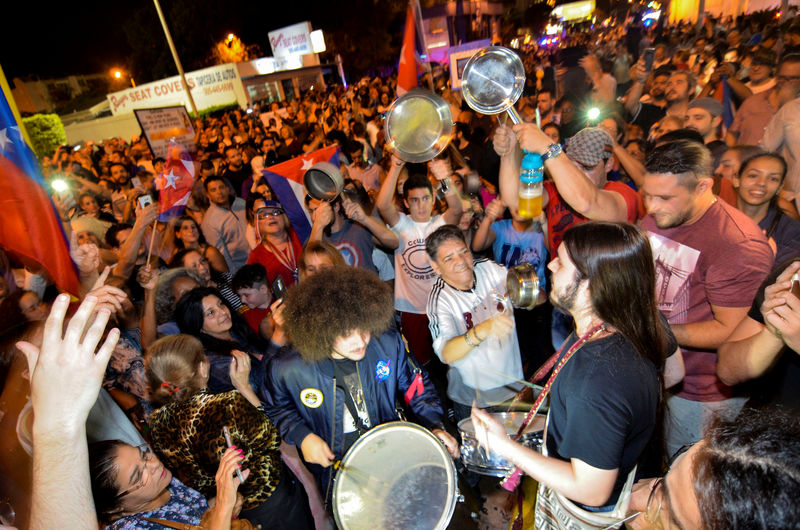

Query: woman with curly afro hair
261 266 458 503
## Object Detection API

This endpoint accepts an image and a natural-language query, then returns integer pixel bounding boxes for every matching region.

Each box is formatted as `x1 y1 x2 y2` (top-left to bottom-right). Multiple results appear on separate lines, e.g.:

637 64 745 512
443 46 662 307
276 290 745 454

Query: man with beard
626 68 696 137
222 145 252 197
470 222 673 526
641 139 773 456
536 89 559 125
684 97 727 167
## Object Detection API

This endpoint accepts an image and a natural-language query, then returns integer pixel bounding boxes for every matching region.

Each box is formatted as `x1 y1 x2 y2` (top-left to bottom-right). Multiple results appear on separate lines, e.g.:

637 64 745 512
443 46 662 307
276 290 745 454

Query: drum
458 412 546 477
332 421 458 530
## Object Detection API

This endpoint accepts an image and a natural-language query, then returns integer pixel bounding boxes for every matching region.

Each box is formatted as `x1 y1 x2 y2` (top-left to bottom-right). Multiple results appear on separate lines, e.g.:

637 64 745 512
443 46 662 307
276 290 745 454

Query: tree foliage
22 114 66 158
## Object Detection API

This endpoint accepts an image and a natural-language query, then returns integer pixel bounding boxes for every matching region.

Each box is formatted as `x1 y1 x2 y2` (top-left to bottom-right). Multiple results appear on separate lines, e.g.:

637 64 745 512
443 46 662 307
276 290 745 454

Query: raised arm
113 203 158 279
342 196 399 249
428 159 463 225
513 123 629 222
495 124 524 210
17 294 119 530
376 154 404 227
472 198 503 252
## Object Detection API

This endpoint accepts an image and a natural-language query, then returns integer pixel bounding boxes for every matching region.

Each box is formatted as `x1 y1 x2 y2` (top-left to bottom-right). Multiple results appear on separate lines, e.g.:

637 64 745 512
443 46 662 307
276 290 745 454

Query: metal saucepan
507 262 546 309
461 46 526 124
303 161 343 202
384 88 454 163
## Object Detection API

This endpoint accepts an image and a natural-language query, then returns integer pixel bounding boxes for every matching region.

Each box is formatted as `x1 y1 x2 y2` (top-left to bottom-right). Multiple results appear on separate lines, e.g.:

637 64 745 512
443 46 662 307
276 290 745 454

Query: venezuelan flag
0 65 79 295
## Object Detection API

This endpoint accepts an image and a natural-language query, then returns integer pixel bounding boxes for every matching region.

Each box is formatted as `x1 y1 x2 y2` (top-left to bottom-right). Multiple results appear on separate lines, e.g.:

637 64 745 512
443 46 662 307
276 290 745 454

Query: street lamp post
152 0 199 116
111 68 136 88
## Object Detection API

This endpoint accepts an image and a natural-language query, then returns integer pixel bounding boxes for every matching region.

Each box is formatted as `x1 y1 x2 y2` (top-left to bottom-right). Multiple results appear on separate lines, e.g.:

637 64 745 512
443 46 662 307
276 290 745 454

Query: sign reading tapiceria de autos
106 63 245 116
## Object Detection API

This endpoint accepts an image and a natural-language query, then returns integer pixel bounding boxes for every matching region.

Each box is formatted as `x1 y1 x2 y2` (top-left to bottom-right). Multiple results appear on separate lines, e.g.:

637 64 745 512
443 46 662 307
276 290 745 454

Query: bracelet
464 329 478 348
473 326 486 342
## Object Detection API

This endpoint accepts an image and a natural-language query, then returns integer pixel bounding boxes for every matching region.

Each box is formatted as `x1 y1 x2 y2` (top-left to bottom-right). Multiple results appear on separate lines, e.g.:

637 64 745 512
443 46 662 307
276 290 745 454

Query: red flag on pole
397 3 419 96
0 65 79 295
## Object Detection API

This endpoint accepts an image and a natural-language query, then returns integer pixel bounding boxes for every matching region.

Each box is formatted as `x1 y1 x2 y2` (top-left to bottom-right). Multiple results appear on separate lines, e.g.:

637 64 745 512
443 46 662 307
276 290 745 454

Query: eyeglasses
644 443 695 529
116 446 155 499
256 208 283 218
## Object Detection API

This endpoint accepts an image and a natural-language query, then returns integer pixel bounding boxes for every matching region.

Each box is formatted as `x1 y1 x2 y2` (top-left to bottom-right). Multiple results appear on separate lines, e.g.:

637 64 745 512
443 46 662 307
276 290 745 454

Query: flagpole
411 0 435 91
152 0 199 117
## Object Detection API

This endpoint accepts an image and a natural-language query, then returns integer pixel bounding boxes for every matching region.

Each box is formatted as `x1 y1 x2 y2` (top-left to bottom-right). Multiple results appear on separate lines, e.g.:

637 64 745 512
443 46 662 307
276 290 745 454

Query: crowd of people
2 6 800 530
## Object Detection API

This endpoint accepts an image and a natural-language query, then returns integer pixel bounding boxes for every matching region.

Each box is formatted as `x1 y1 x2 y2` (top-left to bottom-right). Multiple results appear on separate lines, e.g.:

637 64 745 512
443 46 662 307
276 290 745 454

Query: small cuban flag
155 139 195 222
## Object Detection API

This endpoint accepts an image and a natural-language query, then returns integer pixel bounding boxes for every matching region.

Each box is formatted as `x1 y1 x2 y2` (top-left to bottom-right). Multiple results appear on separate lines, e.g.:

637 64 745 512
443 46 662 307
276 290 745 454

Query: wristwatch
541 143 563 162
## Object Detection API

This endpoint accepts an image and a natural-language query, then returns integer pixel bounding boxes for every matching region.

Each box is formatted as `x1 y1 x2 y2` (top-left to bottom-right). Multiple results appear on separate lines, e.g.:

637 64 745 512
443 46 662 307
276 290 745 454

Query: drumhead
459 411 546 437
333 421 457 530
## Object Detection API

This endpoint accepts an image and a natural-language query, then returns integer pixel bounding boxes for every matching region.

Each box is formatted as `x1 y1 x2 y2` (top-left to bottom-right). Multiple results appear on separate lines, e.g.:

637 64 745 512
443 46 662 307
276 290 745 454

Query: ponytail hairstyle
145 334 208 407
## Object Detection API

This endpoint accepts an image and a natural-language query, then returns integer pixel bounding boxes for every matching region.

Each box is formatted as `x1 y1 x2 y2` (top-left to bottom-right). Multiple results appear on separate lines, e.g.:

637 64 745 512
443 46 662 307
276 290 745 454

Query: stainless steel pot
303 161 343 202
507 262 546 309
461 46 526 124
384 88 454 163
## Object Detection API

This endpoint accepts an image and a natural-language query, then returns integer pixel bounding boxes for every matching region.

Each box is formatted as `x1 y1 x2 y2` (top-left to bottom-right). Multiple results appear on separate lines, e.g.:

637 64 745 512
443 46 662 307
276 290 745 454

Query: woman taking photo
145 334 314 529
89 440 246 529
174 287 269 393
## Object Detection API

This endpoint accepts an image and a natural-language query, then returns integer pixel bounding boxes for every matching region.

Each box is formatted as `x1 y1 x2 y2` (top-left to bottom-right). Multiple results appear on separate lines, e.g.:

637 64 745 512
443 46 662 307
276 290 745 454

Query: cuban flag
262 145 340 244
0 65 79 295
154 140 195 222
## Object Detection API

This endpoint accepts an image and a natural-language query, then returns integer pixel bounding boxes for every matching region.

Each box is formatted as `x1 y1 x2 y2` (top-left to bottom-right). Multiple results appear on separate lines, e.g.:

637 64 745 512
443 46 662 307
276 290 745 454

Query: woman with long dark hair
174 287 269 393
170 215 229 275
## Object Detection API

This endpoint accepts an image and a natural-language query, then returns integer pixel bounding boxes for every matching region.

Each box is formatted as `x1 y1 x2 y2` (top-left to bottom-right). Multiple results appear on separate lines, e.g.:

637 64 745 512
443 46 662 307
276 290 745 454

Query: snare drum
332 421 458 530
459 411 546 477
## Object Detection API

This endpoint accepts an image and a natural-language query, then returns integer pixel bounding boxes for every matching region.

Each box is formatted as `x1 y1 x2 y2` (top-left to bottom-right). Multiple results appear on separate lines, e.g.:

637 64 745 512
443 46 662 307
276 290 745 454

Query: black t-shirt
747 257 800 410
222 166 252 197
627 102 665 138
547 333 659 506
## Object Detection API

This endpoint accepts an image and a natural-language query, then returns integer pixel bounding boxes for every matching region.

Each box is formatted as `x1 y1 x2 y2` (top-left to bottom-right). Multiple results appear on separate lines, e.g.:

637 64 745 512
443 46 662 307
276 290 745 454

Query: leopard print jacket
149 390 281 510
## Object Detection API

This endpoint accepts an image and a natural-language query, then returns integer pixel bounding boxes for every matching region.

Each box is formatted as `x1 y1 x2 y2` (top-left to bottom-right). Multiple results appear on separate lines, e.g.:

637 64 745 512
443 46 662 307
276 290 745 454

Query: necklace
263 235 298 279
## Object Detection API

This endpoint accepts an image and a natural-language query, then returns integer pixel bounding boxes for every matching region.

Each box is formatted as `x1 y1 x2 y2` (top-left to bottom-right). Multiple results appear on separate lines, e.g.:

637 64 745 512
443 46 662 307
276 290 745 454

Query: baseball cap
565 127 614 167
687 97 723 117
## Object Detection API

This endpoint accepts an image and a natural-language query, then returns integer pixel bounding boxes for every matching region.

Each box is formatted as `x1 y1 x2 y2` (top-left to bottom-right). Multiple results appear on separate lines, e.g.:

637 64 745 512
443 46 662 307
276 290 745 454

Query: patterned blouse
148 390 282 510
106 477 207 529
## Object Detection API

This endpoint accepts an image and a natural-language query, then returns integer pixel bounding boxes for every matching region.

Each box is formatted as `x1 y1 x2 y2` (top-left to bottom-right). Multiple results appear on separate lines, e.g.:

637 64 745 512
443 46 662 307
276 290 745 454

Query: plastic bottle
519 152 544 218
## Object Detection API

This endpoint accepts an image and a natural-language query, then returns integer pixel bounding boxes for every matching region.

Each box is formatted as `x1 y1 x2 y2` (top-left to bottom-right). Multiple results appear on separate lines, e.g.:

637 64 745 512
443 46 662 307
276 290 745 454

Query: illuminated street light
110 68 136 88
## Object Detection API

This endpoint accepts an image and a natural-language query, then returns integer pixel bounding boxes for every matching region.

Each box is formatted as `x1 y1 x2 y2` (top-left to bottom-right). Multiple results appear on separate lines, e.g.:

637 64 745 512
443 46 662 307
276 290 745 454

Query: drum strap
501 323 607 493
334 362 371 437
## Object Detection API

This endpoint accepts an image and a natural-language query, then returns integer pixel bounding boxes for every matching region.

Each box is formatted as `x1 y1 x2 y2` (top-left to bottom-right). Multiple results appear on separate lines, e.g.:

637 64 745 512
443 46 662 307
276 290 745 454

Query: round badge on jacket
300 388 324 408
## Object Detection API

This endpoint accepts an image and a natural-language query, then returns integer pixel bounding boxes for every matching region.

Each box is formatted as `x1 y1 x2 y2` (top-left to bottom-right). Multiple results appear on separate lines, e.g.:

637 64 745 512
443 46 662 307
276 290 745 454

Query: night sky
0 1 394 82
1 3 137 80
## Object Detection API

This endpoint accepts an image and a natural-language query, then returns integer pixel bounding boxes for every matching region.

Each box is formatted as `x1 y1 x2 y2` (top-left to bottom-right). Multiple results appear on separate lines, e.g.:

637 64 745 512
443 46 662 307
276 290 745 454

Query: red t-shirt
246 229 303 288
544 180 640 253
243 307 271 335
642 201 773 401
